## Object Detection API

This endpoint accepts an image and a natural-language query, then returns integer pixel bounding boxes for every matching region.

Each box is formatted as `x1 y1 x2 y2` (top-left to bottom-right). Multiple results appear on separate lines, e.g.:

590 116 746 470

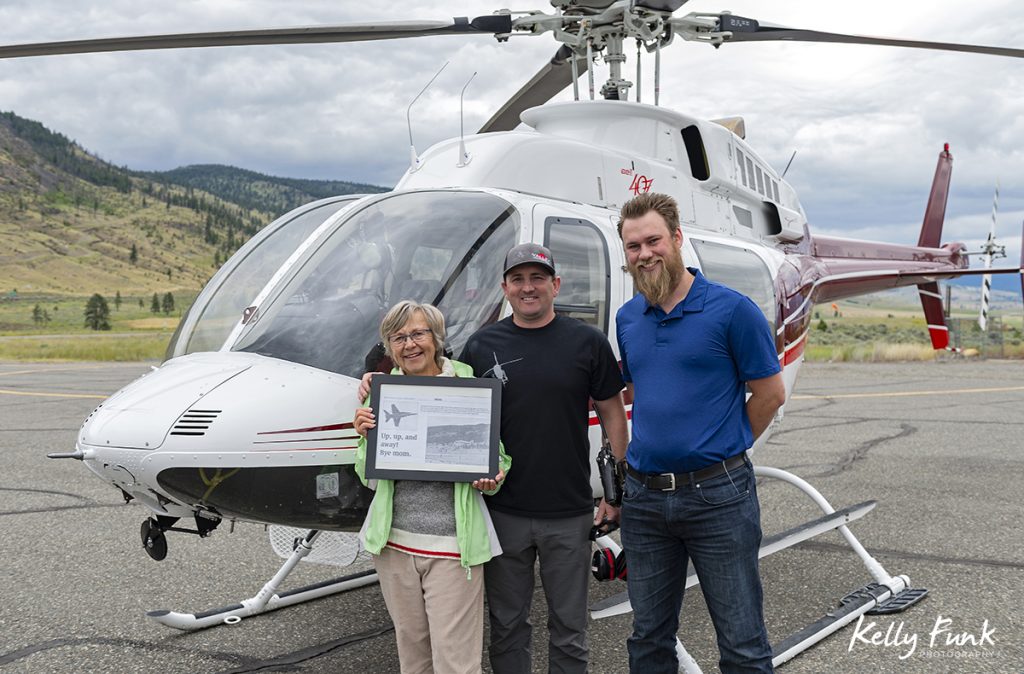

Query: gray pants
485 510 593 674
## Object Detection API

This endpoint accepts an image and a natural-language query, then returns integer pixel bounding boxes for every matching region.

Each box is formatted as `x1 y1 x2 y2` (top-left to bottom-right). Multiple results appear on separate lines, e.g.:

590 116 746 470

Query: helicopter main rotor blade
479 44 587 134
713 15 1024 59
0 16 513 60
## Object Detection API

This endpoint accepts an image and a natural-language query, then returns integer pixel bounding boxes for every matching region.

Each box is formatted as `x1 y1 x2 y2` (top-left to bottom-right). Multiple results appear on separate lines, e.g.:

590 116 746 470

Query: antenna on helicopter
457 71 477 168
781 150 798 179
407 61 449 172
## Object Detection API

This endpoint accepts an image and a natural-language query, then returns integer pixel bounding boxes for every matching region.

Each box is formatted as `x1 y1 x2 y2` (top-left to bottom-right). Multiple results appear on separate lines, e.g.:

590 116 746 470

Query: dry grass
0 333 169 361
806 343 936 363
806 341 1024 362
123 317 180 330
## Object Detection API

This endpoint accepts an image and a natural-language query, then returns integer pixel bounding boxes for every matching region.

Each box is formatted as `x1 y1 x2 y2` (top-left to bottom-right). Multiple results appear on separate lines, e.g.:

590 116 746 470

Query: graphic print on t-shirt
482 352 523 385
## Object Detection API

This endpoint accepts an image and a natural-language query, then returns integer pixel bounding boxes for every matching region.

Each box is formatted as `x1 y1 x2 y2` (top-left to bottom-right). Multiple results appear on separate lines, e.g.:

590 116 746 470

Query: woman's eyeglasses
388 329 432 347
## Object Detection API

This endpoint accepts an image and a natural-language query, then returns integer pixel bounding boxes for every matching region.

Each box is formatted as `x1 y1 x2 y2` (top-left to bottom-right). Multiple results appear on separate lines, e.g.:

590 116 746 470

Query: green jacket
355 359 511 570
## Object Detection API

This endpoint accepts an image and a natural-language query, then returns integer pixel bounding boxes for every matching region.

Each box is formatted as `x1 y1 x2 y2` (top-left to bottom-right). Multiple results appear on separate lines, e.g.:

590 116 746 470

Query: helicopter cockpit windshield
232 190 518 378
167 197 359 359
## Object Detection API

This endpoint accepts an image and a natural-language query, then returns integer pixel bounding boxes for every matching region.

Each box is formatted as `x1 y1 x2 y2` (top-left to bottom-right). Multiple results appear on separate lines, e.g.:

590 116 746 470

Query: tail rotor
978 182 999 331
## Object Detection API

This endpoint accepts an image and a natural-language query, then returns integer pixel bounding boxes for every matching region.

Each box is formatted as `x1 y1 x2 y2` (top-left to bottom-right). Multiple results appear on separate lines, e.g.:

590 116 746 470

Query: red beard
627 247 684 307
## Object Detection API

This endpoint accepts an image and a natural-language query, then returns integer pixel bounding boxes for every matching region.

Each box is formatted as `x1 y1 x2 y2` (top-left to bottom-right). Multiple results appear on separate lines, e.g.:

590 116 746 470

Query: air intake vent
170 409 222 436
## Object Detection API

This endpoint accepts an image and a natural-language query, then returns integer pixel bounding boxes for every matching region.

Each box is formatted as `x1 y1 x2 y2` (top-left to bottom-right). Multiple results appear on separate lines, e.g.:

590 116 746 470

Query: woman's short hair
380 300 446 369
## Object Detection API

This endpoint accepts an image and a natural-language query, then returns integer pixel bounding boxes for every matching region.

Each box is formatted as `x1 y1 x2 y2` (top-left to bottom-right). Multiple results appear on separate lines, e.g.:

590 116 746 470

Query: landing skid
590 465 927 673
146 530 378 630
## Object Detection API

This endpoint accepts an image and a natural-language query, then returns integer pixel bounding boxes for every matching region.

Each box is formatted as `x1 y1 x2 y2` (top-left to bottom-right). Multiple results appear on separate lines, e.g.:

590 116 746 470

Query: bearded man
615 192 786 674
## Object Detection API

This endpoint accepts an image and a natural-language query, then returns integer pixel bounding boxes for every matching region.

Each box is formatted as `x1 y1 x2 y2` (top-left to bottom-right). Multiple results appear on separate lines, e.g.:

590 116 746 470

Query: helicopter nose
79 356 251 451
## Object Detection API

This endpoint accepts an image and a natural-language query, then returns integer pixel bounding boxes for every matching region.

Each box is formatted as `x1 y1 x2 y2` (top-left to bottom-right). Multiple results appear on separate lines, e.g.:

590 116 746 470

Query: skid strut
146 530 378 630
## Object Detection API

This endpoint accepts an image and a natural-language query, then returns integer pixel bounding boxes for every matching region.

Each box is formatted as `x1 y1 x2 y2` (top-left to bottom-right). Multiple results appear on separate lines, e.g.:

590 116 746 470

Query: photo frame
365 374 502 482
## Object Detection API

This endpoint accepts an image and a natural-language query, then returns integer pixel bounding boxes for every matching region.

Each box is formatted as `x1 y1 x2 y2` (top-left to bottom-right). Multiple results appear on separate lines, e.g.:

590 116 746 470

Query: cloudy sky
1 0 1022 291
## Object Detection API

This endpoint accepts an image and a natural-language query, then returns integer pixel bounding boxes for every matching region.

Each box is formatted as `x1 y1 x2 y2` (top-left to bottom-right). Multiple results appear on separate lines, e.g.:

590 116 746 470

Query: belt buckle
658 473 676 491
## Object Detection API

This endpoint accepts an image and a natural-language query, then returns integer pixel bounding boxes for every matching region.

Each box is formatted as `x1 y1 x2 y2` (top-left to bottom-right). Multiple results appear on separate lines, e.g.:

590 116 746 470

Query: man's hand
746 372 786 439
353 407 376 437
357 372 376 402
472 470 505 493
594 497 620 527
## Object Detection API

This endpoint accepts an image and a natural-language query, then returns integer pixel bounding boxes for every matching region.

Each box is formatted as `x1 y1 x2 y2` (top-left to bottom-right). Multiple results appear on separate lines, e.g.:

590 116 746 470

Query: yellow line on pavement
0 364 112 378
792 385 1024 400
0 388 106 399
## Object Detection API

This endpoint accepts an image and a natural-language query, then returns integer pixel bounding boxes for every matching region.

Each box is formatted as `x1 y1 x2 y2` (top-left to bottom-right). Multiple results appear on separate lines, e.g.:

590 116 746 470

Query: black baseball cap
503 243 556 276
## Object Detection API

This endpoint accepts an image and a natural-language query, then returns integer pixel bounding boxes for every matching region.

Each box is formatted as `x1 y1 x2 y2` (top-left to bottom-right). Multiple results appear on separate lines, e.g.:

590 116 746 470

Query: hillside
0 111 385 297
145 165 386 216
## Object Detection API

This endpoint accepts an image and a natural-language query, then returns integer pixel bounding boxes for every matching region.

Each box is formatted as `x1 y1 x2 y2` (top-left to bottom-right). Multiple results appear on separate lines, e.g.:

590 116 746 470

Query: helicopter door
541 215 612 334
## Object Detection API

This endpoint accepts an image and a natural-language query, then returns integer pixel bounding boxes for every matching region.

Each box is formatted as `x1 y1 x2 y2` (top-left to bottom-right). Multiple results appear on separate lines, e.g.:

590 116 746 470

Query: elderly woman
354 300 510 674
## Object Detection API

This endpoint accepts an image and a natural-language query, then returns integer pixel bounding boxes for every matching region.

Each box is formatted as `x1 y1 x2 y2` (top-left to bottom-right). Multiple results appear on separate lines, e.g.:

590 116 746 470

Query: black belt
626 453 747 491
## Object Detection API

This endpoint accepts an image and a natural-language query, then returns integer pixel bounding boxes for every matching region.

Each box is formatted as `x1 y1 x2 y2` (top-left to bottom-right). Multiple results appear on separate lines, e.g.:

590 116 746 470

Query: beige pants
374 546 485 674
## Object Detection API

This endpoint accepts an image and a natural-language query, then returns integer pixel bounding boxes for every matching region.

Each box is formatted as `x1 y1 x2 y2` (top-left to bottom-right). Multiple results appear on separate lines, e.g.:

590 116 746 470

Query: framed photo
365 374 502 482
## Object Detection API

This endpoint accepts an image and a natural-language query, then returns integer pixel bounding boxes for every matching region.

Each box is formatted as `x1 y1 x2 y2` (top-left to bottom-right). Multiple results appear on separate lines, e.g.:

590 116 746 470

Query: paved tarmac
0 359 1021 673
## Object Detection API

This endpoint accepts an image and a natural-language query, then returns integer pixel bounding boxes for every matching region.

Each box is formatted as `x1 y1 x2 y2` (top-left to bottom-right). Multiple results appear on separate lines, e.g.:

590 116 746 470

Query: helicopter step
867 586 929 615
146 530 378 630
771 583 928 665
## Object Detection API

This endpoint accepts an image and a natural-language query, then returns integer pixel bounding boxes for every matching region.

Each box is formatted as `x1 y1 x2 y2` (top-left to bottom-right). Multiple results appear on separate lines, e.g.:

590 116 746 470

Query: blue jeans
620 459 773 674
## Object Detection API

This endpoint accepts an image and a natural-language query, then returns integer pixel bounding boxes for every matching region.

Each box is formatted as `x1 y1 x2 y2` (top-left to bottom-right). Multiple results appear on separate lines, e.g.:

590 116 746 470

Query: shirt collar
641 268 708 318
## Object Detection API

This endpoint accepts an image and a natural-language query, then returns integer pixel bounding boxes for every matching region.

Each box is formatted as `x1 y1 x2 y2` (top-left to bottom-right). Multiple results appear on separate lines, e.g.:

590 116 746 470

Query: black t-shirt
459 315 624 518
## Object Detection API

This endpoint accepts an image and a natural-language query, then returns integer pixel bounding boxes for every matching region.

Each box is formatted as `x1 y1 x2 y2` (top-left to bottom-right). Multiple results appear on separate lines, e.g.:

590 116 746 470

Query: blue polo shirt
616 269 780 473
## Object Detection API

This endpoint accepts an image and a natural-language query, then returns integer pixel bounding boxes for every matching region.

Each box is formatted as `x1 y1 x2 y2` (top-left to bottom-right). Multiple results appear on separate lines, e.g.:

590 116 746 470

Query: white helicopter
7 1 1024 670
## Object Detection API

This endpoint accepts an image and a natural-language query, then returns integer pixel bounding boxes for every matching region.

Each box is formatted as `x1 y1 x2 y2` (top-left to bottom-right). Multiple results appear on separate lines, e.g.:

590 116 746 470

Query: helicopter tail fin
918 144 954 248
916 282 949 350
915 145 954 350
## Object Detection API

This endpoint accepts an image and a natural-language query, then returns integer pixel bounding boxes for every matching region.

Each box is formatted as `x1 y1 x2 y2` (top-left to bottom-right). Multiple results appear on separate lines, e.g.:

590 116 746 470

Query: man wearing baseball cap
458 242 629 673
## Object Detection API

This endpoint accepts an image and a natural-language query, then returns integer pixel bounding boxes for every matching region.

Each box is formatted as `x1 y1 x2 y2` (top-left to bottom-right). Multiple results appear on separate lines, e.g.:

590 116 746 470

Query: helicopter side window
231 191 518 377
690 239 776 332
681 125 710 181
737 149 748 187
545 217 610 332
170 197 356 358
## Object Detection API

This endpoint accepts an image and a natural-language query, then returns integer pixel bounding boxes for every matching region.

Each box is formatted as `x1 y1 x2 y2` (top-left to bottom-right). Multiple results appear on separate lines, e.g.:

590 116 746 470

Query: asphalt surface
0 359 1021 673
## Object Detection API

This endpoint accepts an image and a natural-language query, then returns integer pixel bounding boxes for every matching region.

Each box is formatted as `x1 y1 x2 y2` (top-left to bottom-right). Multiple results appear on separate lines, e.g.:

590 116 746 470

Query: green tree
161 292 175 315
32 303 44 325
129 243 138 265
114 290 122 311
84 294 111 331
150 293 160 314
138 297 144 309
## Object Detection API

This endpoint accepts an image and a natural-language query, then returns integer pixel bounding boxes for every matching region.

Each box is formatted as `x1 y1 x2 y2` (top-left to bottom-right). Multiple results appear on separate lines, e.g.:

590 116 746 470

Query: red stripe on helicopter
588 407 633 426
782 330 809 366
257 421 355 435
248 445 358 452
252 436 358 444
